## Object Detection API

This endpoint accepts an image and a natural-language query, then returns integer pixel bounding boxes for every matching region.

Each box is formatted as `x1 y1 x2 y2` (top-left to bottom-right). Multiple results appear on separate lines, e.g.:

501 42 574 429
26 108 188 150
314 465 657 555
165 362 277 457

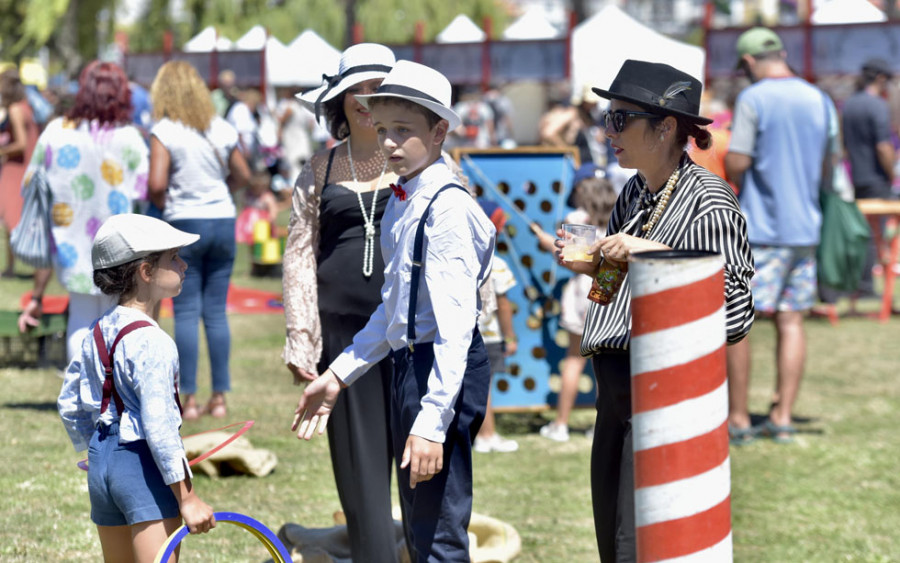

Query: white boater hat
92 214 200 270
297 43 396 117
355 60 461 131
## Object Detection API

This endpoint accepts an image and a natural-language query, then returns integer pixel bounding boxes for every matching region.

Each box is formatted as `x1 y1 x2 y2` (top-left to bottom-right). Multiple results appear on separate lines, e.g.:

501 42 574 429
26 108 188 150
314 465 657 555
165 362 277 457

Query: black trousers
322 313 398 563
591 352 637 563
390 330 490 562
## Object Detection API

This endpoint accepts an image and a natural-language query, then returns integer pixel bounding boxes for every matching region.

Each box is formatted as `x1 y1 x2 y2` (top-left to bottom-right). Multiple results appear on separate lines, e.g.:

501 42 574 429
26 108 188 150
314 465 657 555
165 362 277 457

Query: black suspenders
406 183 466 352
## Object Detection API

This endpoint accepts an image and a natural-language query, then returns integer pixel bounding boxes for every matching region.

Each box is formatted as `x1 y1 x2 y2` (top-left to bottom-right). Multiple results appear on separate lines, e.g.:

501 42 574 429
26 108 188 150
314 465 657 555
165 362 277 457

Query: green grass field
1 241 898 562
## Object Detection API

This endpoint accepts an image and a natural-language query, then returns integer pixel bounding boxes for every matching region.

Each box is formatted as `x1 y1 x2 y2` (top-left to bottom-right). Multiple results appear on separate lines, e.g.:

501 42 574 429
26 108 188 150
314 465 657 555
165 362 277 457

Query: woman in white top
148 61 251 420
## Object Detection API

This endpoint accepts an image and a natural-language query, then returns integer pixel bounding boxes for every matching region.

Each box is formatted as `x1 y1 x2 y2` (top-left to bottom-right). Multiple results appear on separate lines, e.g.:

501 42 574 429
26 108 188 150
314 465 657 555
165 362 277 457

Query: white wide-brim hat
92 214 200 269
355 60 461 131
296 43 396 116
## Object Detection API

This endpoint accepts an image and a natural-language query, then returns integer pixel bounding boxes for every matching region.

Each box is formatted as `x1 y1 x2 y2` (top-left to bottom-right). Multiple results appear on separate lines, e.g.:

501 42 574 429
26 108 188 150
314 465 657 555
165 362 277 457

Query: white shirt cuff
410 404 451 443
329 353 366 386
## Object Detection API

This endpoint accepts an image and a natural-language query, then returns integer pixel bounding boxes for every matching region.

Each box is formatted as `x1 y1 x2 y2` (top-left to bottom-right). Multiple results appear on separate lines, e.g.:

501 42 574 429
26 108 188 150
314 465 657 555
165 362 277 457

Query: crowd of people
0 21 896 563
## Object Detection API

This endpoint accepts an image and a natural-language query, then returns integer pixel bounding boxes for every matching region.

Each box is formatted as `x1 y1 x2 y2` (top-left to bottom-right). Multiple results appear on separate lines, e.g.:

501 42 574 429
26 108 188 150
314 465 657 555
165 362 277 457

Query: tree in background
0 0 511 75
356 0 511 45
129 0 175 53
180 0 509 49
2 0 115 74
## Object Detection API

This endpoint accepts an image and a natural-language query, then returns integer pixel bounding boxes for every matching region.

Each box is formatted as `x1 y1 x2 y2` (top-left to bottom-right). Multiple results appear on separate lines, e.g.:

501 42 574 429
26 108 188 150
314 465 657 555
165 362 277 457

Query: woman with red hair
18 61 150 363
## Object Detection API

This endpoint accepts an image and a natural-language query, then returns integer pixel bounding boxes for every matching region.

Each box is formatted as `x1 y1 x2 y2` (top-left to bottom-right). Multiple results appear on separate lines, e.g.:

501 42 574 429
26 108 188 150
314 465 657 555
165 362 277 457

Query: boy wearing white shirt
292 61 495 561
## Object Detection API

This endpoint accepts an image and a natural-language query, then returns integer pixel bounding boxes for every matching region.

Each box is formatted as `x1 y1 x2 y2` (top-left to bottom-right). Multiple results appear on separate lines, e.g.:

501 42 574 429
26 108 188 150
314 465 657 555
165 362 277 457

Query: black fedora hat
592 60 712 125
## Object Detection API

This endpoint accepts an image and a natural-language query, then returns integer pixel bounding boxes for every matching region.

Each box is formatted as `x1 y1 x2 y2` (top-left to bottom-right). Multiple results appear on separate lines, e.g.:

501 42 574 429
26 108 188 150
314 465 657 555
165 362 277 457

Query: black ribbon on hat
373 84 444 105
314 63 394 122
612 81 696 115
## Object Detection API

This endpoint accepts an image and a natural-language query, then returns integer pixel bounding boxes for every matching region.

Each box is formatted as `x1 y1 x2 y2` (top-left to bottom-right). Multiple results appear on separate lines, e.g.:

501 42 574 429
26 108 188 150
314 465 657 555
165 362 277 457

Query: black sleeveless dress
315 148 399 562
316 181 390 319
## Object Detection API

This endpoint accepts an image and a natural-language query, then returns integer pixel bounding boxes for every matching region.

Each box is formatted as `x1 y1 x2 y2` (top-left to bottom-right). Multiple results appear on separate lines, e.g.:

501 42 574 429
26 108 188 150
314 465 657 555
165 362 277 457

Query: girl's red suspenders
93 321 183 416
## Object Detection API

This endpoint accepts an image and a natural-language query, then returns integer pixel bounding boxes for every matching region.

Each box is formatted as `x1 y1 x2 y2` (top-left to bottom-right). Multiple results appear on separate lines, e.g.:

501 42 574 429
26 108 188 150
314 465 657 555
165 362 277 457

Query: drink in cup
561 223 597 262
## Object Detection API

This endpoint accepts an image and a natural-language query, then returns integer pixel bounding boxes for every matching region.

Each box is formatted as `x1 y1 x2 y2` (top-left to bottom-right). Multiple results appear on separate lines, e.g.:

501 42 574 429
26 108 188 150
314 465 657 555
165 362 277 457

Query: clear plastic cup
561 223 597 262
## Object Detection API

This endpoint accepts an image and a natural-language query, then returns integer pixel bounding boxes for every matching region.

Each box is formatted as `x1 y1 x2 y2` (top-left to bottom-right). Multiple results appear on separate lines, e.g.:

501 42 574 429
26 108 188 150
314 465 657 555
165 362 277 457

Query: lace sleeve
281 161 322 372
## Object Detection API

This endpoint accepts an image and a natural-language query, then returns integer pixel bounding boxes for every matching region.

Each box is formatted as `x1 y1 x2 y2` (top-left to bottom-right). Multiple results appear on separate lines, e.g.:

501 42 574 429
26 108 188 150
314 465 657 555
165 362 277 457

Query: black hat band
314 63 394 121
607 80 699 115
374 84 443 106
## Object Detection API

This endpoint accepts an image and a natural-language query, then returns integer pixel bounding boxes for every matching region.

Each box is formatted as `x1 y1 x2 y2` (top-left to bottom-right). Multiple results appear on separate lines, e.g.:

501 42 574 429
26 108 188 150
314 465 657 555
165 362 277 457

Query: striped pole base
629 250 732 562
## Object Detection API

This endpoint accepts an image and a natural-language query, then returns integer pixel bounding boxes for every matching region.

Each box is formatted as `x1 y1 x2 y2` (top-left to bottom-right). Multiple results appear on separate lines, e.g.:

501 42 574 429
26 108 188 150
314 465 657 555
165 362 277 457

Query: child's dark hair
573 177 617 230
93 252 164 299
369 97 443 130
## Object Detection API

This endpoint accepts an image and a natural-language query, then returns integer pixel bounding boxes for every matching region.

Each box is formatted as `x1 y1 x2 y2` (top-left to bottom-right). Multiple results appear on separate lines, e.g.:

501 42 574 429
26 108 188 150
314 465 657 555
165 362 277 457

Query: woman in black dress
282 44 400 562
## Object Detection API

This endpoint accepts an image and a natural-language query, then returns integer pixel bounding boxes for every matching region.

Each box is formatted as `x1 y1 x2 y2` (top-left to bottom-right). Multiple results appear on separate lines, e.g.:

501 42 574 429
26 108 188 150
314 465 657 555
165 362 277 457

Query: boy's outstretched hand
291 369 344 440
400 435 444 489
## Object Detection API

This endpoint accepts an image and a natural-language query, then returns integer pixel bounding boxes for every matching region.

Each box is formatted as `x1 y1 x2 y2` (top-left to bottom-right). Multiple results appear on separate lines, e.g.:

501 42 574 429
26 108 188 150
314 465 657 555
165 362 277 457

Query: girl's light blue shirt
58 305 192 485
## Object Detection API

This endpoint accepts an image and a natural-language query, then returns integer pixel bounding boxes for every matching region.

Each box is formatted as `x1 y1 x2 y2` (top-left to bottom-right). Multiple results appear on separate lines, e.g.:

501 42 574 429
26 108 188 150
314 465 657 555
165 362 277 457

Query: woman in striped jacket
558 60 755 562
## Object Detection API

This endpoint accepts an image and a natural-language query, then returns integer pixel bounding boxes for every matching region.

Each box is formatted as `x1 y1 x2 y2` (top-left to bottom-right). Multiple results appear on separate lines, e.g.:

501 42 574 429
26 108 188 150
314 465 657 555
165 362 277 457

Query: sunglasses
602 109 658 133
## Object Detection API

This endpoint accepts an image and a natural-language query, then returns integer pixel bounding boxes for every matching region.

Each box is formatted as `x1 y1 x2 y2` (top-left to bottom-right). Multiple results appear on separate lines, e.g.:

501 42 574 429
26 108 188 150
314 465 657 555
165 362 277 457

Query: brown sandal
182 404 201 421
202 397 227 418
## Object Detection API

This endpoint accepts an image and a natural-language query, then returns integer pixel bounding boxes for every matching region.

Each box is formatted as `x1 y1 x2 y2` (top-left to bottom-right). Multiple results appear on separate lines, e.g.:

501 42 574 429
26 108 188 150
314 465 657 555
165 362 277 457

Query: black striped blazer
581 153 755 355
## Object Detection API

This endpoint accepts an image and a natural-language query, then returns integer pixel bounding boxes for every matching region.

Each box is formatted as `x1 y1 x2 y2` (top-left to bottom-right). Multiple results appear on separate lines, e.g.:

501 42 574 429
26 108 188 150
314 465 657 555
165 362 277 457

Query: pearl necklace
641 167 680 233
347 141 388 277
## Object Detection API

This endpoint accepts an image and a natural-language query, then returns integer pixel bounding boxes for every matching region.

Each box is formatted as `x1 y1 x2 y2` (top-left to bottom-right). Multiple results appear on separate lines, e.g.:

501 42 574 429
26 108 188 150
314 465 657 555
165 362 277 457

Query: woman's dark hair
322 94 350 141
66 61 133 126
0 69 25 108
647 112 712 150
93 252 163 298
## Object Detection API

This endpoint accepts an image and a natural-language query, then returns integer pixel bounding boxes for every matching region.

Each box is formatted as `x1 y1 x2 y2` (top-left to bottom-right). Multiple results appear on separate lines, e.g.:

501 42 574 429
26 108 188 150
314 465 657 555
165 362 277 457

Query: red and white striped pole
629 250 732 562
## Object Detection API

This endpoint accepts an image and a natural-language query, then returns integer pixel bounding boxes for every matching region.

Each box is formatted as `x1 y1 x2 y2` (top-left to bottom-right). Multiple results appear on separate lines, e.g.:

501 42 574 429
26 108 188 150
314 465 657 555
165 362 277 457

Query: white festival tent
265 36 296 86
571 5 705 101
183 26 233 52
436 14 487 43
811 0 886 24
287 29 342 87
180 25 340 97
502 8 563 40
234 25 268 50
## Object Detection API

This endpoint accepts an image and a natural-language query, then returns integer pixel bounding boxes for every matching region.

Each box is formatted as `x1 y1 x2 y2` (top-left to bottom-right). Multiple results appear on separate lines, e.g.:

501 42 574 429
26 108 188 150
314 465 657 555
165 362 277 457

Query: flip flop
728 424 756 446
757 419 796 444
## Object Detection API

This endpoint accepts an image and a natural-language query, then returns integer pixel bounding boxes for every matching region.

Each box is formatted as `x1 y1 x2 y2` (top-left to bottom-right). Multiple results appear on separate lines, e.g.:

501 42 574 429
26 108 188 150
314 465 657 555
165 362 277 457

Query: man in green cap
734 26 784 63
724 27 840 444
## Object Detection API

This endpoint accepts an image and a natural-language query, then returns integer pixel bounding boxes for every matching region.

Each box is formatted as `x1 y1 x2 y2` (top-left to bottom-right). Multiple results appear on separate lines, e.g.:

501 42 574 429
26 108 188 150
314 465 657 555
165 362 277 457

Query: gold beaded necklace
641 167 680 233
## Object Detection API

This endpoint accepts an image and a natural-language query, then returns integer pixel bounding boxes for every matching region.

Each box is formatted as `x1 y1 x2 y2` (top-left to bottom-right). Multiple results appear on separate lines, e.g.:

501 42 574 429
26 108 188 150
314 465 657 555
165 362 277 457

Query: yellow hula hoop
153 511 293 563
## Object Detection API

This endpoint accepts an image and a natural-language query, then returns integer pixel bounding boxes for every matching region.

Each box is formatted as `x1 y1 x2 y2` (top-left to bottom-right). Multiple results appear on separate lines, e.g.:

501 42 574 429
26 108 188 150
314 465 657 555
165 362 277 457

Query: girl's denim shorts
87 422 180 526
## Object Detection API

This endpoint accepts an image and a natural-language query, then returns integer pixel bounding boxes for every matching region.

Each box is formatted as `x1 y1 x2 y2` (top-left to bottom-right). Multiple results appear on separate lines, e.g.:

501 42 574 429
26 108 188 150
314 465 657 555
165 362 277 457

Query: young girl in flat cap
58 214 215 561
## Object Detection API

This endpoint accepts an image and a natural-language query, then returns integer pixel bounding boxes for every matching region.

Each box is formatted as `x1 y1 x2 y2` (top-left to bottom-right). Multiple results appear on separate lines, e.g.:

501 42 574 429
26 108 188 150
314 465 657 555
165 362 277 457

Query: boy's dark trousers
390 328 491 562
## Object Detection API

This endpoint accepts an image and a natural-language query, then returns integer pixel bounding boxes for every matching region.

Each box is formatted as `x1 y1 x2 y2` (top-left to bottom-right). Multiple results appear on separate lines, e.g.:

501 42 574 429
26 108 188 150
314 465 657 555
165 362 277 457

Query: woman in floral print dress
18 61 150 363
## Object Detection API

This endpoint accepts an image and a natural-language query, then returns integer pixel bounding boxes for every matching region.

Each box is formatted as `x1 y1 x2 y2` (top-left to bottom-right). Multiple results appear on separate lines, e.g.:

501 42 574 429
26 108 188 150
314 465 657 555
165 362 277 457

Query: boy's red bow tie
389 183 407 201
